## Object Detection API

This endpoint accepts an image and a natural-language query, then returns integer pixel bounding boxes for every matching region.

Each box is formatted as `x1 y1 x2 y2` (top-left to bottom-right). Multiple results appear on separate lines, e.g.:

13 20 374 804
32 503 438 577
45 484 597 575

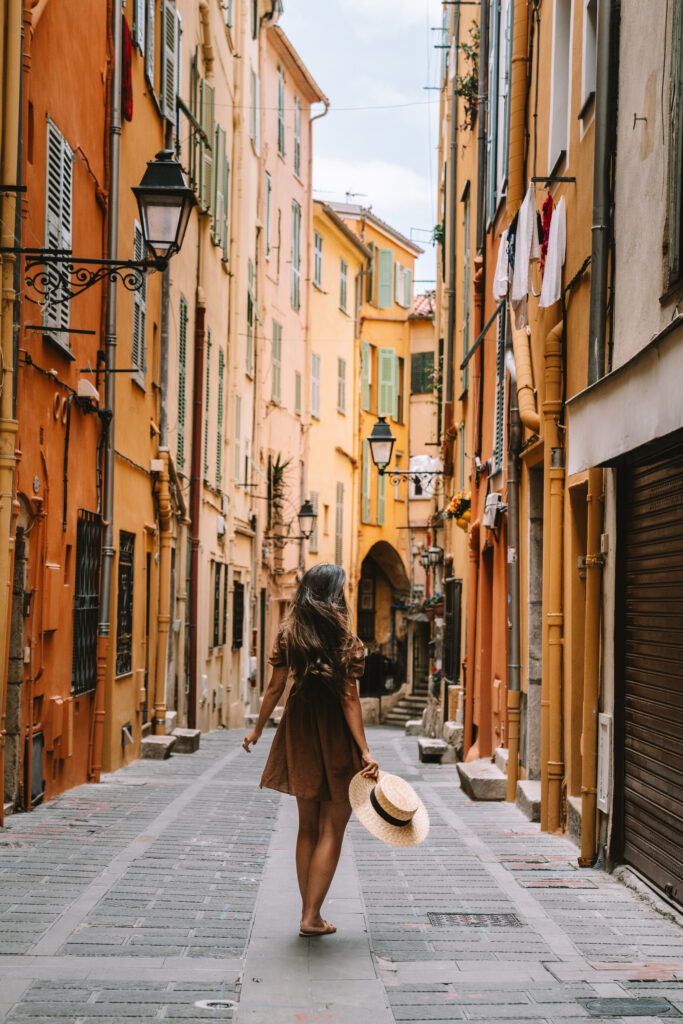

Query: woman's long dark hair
280 563 356 699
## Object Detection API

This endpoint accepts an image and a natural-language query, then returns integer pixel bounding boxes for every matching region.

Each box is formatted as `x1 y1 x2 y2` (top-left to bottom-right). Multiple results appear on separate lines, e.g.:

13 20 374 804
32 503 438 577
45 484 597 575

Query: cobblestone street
1 728 682 1023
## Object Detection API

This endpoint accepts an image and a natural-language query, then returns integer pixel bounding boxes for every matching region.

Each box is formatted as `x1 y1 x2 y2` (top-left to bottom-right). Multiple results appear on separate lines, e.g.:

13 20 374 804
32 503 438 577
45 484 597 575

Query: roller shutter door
620 440 683 905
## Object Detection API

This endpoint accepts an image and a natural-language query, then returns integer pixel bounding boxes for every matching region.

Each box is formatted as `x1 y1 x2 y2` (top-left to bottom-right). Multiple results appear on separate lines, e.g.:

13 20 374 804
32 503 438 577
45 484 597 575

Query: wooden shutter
277 65 285 155
491 309 505 474
309 491 319 553
311 352 320 418
486 0 499 224
394 261 401 303
337 357 346 413
393 351 400 421
203 330 211 478
361 440 371 523
272 321 282 403
361 342 371 411
377 248 393 308
232 580 244 649
234 394 241 483
367 240 376 302
177 294 188 469
199 79 215 209
43 119 73 336
378 347 395 418
161 0 176 120
295 371 302 415
134 0 145 50
132 223 147 379
222 157 230 261
145 0 156 86
404 268 413 308
377 472 386 525
335 482 344 566
291 201 301 310
213 124 226 245
216 347 224 488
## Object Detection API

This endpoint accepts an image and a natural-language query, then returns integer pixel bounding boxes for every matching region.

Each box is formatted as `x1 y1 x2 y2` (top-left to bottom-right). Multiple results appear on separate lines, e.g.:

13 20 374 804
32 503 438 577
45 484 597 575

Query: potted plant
445 490 471 531
422 592 444 620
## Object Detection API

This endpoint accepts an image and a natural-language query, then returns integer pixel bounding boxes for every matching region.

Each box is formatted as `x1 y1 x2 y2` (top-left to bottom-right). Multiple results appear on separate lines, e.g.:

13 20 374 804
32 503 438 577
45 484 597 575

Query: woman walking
242 563 379 937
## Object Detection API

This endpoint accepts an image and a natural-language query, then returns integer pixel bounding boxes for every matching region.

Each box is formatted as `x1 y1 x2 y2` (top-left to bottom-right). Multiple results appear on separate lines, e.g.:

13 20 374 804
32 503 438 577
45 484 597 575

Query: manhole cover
580 998 681 1017
194 999 235 1010
428 912 522 928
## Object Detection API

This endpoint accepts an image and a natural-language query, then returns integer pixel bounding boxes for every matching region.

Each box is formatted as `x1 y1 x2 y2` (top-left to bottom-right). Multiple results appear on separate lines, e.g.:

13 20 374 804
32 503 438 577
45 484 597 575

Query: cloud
313 156 433 235
340 0 431 37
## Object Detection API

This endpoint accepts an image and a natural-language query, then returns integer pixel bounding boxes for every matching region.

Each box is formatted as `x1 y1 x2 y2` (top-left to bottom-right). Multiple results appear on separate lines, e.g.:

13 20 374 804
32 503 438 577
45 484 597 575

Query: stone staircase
382 679 430 727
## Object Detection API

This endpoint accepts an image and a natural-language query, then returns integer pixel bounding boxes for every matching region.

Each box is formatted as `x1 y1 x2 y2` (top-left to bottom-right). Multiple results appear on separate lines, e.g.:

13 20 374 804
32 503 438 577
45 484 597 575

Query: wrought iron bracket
377 468 444 483
0 247 166 306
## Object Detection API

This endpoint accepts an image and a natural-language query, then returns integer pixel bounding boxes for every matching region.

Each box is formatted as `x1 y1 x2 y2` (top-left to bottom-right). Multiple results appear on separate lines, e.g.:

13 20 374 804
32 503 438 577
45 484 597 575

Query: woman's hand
243 728 261 753
360 750 379 780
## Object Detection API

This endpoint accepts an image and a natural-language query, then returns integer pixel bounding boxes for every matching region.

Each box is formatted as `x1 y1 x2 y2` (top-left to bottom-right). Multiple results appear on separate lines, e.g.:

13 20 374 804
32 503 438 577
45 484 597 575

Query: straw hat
349 770 429 847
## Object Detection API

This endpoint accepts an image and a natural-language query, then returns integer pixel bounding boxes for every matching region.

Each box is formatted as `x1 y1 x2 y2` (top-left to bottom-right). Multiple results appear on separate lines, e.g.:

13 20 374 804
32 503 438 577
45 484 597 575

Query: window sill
132 373 146 393
578 91 595 121
311 413 320 421
337 408 346 416
313 281 323 291
115 670 133 681
42 332 76 361
660 273 683 306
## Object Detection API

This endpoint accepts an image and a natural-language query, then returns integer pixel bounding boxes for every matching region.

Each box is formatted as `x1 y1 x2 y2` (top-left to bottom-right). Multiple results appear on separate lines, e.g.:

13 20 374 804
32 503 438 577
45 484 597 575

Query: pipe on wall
188 295 206 731
541 320 565 832
445 3 460 408
579 467 604 865
153 451 171 734
507 0 530 217
464 519 480 754
510 316 540 434
506 342 523 802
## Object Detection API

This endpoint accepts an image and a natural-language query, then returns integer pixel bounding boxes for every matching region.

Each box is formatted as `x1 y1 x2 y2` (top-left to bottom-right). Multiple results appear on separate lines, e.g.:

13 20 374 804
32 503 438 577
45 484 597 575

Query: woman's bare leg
300 799 351 933
295 798 320 909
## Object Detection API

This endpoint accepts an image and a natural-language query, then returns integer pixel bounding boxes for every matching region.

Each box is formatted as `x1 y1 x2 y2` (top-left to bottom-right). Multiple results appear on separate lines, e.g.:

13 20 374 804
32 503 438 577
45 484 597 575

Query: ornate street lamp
427 545 444 567
366 416 444 483
419 548 431 570
3 150 195 304
296 499 317 540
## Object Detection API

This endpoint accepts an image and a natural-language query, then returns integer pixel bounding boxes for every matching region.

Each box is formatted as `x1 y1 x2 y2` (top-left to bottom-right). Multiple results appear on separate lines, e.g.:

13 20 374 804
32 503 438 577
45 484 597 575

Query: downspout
152 262 171 736
188 242 205 731
91 0 122 783
541 320 564 832
0 0 22 823
464 519 479 754
475 0 488 253
507 0 529 216
444 5 460 418
510 318 540 433
506 344 522 801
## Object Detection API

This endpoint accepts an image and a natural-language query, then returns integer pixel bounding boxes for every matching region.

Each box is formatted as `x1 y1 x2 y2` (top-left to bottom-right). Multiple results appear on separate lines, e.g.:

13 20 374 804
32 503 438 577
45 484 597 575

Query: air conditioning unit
483 492 506 530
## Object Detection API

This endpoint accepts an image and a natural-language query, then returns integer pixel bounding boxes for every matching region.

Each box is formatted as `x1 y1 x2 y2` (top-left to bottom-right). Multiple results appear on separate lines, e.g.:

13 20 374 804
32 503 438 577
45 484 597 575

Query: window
247 257 255 374
459 422 466 489
291 200 301 310
337 357 346 414
340 258 348 311
115 530 135 678
367 240 376 302
294 95 301 177
203 329 211 478
250 67 260 155
145 0 156 88
132 222 147 383
251 0 258 38
313 231 323 287
232 580 244 649
235 394 241 484
377 347 396 419
277 65 285 156
667 0 683 286
377 472 386 526
160 0 177 120
225 0 232 28
411 351 433 393
213 125 229 254
462 191 471 391
294 370 302 415
335 482 344 566
177 294 188 470
216 348 224 488
377 248 393 307
272 321 282 403
265 172 271 258
309 491 319 553
361 341 372 410
486 0 513 222
211 561 222 649
311 352 320 418
394 262 413 308
43 118 73 339
222 565 228 646
548 0 572 173
361 440 371 523
72 511 102 693
491 308 506 475
580 0 597 116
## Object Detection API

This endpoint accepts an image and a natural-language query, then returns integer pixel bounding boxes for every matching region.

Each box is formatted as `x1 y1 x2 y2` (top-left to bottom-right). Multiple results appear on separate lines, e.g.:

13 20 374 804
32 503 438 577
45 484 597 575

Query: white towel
539 196 566 308
511 182 540 303
492 229 510 301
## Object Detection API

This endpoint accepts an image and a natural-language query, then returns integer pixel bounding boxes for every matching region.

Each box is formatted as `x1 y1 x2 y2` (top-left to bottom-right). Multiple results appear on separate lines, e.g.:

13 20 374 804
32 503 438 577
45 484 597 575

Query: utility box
483 492 506 530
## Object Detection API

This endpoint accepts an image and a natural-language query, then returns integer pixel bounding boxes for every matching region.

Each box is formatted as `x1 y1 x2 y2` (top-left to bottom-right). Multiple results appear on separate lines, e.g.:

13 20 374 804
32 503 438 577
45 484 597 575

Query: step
516 779 541 821
142 735 176 760
172 728 201 754
404 719 422 736
418 737 448 763
456 757 507 801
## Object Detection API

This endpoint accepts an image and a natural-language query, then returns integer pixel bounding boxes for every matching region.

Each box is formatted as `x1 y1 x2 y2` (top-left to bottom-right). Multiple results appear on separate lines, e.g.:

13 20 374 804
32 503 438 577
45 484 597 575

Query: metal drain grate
428 912 522 928
580 998 681 1018
194 999 235 1011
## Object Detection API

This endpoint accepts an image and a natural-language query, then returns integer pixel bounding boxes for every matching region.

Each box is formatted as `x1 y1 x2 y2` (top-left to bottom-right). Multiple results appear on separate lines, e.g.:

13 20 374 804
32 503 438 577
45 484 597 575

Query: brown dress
259 633 365 804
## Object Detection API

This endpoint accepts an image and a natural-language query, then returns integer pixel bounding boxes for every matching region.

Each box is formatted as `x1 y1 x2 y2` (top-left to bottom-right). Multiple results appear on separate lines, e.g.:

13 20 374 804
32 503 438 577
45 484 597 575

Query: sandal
299 920 337 937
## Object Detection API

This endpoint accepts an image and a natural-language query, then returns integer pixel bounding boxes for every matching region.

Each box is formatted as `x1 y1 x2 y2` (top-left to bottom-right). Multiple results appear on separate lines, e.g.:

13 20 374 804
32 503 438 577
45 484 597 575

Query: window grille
115 530 135 678
72 511 102 694
232 580 245 649
411 351 433 394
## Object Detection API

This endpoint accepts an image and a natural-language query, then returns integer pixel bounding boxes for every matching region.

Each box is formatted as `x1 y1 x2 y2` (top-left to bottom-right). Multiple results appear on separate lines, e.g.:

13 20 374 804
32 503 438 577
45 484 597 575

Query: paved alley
1 727 682 1023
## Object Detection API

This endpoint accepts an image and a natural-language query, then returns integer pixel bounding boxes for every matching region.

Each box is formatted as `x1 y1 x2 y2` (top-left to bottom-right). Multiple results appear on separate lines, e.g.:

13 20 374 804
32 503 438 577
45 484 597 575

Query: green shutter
394 261 401 303
377 347 395 418
393 352 399 421
272 321 282 403
377 248 393 308
222 157 230 261
177 294 188 469
145 0 155 86
134 0 146 50
213 125 226 244
216 347 224 488
361 342 371 411
161 0 176 120
377 472 386 525
295 370 302 415
361 441 371 523
235 394 241 484
404 268 413 307
367 241 376 302
199 79 215 209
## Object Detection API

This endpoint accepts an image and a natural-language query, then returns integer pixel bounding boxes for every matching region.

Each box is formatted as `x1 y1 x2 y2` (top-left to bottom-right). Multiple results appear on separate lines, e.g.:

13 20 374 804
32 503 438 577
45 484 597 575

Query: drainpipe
506 345 522 802
579 466 604 865
0 0 22 823
541 320 564 831
444 4 460 415
464 519 479 754
507 0 529 217
475 0 489 252
91 0 121 782
510 317 540 434
188 269 205 731
587 0 619 385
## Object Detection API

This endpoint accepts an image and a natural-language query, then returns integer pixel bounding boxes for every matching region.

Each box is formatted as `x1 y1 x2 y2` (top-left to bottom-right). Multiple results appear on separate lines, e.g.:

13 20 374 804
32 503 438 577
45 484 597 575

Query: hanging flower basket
445 490 471 523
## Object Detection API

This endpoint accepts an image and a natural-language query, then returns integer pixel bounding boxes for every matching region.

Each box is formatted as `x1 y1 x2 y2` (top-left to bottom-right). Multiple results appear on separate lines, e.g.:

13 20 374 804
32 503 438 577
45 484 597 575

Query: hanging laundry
448 38 457 81
539 196 566 308
507 211 519 271
493 228 511 301
511 182 540 303
540 193 554 274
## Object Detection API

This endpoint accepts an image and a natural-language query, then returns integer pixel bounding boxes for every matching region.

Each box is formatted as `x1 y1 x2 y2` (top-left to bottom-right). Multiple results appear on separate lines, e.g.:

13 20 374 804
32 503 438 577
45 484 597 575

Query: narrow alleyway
1 729 682 1024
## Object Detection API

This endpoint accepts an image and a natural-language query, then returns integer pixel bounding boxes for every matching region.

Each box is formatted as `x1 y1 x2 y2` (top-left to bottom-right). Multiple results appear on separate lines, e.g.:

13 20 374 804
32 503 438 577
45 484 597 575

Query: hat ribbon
370 785 412 828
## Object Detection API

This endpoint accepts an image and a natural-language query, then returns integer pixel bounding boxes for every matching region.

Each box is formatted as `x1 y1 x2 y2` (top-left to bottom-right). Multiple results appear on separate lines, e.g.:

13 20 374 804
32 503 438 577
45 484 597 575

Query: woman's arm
342 683 379 779
242 665 288 752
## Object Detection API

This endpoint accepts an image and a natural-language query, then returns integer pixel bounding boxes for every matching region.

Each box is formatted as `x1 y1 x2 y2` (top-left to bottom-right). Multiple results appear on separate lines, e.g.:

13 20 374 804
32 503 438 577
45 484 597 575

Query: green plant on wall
269 453 291 529
454 21 479 131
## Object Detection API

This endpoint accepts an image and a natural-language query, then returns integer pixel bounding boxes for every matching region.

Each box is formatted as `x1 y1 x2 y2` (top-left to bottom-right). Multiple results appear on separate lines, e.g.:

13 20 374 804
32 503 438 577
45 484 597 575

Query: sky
278 0 442 291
